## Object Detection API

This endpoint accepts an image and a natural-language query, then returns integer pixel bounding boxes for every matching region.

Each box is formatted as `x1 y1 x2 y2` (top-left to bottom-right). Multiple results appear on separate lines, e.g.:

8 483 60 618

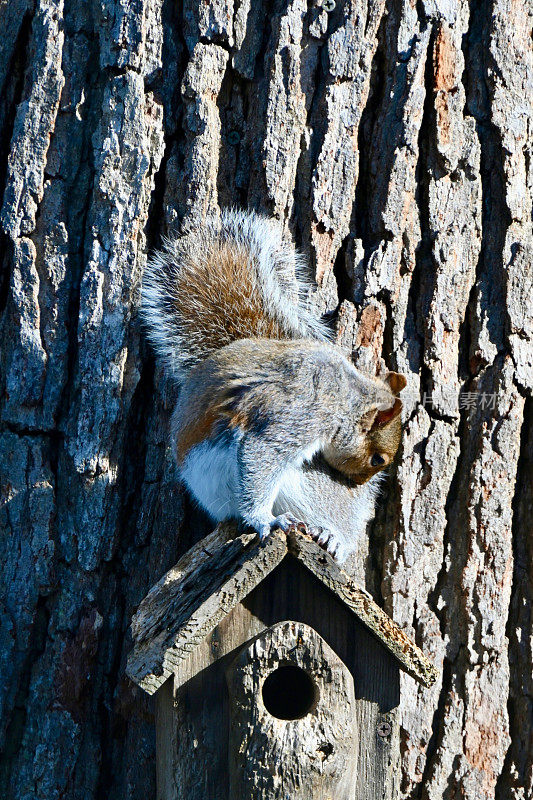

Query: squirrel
142 209 406 561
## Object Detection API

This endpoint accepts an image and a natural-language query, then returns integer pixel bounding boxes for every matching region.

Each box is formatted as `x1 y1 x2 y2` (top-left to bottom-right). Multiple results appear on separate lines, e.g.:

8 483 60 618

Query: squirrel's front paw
253 513 309 543
272 513 309 534
309 527 346 561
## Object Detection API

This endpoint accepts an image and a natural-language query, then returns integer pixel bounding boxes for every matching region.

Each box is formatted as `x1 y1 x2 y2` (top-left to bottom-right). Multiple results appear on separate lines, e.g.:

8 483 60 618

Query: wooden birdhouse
127 523 437 800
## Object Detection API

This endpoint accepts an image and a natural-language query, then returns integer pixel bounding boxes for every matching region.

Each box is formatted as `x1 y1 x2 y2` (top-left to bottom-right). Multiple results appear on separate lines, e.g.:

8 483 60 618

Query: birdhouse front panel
226 620 358 800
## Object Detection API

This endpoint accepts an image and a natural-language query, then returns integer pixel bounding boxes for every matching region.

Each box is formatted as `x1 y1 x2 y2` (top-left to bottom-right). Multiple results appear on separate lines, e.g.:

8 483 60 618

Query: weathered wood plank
126 524 287 693
287 531 439 689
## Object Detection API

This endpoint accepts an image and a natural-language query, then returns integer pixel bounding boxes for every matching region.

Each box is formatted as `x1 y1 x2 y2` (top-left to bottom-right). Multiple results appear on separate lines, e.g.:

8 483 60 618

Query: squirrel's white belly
180 439 240 521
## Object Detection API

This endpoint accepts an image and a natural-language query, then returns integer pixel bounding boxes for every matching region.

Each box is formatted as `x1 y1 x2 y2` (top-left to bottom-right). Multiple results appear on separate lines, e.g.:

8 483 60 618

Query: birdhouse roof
126 523 438 694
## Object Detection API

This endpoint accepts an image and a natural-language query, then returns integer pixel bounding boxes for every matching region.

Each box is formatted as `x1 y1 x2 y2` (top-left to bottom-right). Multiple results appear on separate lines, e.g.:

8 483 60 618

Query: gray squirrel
142 209 406 561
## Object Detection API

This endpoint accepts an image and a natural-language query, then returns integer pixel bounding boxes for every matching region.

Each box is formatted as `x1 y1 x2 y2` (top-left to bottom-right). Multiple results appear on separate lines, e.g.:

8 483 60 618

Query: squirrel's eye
370 453 385 467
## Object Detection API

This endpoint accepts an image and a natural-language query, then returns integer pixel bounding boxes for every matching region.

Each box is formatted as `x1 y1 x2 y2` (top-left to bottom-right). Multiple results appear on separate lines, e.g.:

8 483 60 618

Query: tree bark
0 1 530 799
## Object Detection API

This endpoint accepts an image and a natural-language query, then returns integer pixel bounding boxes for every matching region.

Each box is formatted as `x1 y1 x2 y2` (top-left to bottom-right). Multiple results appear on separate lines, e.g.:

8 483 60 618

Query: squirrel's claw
256 513 309 545
257 524 272 545
308 526 344 561
272 513 308 534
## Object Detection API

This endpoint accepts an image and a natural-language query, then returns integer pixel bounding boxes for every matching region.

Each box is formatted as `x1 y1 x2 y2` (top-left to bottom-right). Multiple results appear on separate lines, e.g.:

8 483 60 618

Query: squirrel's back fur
141 208 328 380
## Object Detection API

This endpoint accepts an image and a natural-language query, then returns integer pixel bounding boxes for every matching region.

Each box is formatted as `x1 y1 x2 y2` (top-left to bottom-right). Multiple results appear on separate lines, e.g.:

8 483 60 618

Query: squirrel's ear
382 371 407 395
361 398 403 432
374 397 402 428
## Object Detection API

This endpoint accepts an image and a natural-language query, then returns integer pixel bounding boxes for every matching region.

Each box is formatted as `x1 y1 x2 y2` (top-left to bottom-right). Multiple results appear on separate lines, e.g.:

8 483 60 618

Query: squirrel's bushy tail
141 208 328 380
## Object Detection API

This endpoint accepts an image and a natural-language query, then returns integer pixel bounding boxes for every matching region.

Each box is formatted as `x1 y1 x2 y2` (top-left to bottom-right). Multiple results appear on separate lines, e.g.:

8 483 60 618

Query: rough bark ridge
0 1 530 799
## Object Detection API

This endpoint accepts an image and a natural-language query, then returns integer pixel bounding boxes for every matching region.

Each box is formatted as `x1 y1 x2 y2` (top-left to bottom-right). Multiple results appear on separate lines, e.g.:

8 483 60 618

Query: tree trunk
0 1 531 799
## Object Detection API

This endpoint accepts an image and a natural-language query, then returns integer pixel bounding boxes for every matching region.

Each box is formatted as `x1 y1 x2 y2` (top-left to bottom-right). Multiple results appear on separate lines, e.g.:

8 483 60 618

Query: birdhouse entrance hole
262 664 317 720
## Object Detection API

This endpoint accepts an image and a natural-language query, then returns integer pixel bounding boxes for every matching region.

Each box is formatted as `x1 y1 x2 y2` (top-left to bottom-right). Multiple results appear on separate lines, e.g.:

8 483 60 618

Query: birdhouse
127 523 437 800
